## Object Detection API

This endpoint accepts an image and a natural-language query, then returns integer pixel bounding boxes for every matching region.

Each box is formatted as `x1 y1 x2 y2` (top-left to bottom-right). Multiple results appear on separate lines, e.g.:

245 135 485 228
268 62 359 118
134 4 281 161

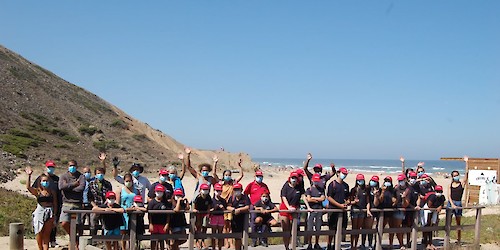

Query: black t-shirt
419 185 434 207
98 204 124 230
407 184 420 207
381 188 396 208
228 195 250 221
350 186 369 210
369 187 380 208
394 186 408 208
194 194 212 212
327 180 349 208
170 200 188 228
281 182 304 207
427 194 445 208
212 197 227 212
148 182 174 201
306 186 325 209
254 199 276 217
148 199 170 225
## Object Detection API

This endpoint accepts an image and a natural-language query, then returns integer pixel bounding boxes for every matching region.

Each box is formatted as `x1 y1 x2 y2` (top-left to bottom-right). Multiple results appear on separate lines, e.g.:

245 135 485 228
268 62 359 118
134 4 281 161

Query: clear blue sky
1 1 499 160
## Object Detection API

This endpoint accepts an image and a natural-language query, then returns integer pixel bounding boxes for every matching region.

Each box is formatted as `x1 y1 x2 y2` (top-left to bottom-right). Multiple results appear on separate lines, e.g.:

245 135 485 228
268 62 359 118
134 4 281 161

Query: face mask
436 193 443 197
125 181 133 188
453 176 460 182
409 179 417 185
41 181 49 188
255 176 263 183
201 171 209 177
155 192 164 198
47 167 55 175
399 181 406 187
290 178 297 185
340 173 347 180
68 166 76 173
107 199 116 205
314 168 322 174
132 170 140 178
421 180 427 186
134 202 143 207
357 180 365 186
313 181 321 187
215 190 222 196
159 176 167 183
261 197 269 203
417 172 424 177
384 182 392 187
96 173 104 181
224 176 232 182
84 173 91 180
369 181 378 187
234 190 242 196
201 190 209 195
169 173 177 180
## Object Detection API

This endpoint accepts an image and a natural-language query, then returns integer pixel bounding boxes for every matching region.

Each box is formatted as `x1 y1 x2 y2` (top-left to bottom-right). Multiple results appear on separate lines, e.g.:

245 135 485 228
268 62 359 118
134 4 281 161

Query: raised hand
400 156 405 162
307 153 312 160
178 153 184 160
112 157 120 167
98 152 107 162
213 155 219 163
463 155 469 162
25 166 33 176
185 147 191 155
417 161 425 167
238 158 242 164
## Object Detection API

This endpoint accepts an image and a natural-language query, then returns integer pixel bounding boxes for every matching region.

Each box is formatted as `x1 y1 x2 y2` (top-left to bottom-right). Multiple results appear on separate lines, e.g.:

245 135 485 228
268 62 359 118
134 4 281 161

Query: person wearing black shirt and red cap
326 167 349 250
148 184 171 250
92 191 124 250
306 173 326 250
349 173 371 250
193 183 212 249
422 185 445 250
228 182 251 250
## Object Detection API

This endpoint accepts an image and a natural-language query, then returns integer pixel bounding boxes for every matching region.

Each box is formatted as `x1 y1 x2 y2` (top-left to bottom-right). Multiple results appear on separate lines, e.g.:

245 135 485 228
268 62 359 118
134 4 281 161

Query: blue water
254 158 467 175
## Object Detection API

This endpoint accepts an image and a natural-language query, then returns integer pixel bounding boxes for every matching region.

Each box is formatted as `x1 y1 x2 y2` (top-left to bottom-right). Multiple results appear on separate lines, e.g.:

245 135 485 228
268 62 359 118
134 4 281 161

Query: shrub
110 119 128 129
62 135 79 142
132 134 149 141
0 187 37 237
79 125 98 136
93 140 119 151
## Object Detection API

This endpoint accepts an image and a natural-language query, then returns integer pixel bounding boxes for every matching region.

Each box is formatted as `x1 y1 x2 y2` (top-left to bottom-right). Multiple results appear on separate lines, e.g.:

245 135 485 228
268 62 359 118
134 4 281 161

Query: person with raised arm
279 171 313 250
26 166 58 250
448 161 468 245
303 153 335 189
349 174 371 250
306 174 326 250
185 147 219 198
92 191 124 250
166 152 187 192
111 155 151 203
326 167 350 250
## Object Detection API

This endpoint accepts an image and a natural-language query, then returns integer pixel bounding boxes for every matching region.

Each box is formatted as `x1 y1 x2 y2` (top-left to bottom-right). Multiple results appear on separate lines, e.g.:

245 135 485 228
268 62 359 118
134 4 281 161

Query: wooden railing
66 206 484 250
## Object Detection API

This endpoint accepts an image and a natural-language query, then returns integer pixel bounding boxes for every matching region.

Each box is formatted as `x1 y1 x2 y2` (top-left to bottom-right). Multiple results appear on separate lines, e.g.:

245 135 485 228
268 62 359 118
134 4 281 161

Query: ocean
254 158 467 175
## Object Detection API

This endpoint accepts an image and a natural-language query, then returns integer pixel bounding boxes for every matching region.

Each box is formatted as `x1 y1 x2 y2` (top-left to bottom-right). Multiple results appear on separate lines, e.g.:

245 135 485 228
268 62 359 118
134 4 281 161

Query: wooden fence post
334 212 343 250
474 207 481 247
243 212 250 250
70 213 77 250
444 208 451 249
376 212 384 250
410 210 418 250
188 212 195 250
129 213 137 250
292 212 298 250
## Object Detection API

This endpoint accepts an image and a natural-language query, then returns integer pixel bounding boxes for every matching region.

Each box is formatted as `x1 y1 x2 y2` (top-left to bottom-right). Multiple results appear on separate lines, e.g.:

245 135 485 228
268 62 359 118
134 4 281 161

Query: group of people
25 150 466 250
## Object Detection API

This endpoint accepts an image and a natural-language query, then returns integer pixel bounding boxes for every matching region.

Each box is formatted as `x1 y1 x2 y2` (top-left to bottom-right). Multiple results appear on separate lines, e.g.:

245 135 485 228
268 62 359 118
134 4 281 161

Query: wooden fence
66 206 484 250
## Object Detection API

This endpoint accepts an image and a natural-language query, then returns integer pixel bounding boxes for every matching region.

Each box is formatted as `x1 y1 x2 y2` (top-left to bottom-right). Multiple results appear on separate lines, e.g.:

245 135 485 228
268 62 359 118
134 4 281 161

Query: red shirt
244 181 270 205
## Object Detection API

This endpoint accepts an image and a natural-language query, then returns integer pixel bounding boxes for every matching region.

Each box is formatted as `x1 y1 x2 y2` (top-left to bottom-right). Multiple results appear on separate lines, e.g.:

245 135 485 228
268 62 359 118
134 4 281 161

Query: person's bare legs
280 216 292 250
456 216 462 243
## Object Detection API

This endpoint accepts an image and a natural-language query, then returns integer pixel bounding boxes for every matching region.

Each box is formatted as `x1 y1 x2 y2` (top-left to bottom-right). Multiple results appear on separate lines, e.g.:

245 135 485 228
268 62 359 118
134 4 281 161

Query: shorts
351 211 366 219
448 201 463 217
150 224 166 234
307 212 323 231
256 214 275 225
60 203 82 223
393 211 405 220
210 215 225 227
196 213 209 227
104 228 121 236
279 203 297 221
328 211 348 230
224 212 233 221
232 215 246 233
404 211 415 225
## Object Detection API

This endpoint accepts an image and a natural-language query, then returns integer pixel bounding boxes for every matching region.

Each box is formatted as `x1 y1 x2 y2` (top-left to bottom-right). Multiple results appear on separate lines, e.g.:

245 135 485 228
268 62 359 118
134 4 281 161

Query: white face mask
155 192 164 198
436 193 443 197
290 178 297 185
234 190 242 196
107 199 116 205
215 191 222 196
201 190 209 195
261 197 269 203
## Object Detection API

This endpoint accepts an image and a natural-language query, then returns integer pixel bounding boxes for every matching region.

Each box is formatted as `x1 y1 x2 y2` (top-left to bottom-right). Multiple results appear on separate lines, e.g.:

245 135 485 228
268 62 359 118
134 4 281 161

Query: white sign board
468 170 497 186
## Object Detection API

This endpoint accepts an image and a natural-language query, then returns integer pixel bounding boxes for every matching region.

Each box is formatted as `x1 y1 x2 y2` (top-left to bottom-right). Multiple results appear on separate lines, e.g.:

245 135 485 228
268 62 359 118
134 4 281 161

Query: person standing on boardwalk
306 173 326 250
403 171 420 247
349 174 371 250
447 170 467 245
326 167 350 250
88 166 113 236
422 185 445 250
303 153 335 189
185 147 219 198
363 175 381 249
58 160 85 244
115 172 140 250
228 182 251 250
244 170 270 246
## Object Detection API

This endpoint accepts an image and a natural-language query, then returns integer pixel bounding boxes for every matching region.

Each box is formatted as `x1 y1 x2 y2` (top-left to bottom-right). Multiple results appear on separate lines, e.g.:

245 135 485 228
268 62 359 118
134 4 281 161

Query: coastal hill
0 45 253 182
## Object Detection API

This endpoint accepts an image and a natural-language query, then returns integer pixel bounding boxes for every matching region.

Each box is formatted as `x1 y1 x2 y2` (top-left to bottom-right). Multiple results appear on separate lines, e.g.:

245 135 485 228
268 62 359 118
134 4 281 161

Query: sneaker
251 240 258 247
261 240 269 247
314 243 322 250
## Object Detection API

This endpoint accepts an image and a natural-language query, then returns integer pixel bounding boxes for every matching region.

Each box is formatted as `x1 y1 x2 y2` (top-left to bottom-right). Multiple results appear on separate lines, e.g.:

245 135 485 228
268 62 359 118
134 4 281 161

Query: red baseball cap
200 183 210 190
289 171 299 178
155 184 166 192
384 176 393 182
397 174 406 181
435 185 443 191
314 164 323 169
159 169 168 175
356 174 365 180
133 195 143 203
339 167 348 174
370 175 379 182
45 160 56 167
174 188 184 196
409 171 417 178
312 173 321 182
233 182 243 189
105 191 116 199
295 169 306 176
214 183 223 191
255 171 263 176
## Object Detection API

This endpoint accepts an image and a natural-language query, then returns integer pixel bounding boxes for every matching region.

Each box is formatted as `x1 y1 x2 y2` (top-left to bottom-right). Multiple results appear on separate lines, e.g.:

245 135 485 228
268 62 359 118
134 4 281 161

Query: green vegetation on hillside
93 139 119 151
110 119 128 129
78 125 98 136
0 187 36 237
0 129 45 158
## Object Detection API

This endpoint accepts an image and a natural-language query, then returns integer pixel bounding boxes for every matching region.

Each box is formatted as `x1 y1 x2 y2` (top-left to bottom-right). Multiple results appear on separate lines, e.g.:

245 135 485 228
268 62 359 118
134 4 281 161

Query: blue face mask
84 173 91 180
421 180 427 186
357 180 365 186
201 171 209 177
68 166 76 173
255 176 263 183
399 181 406 187
224 176 232 182
159 176 167 183
384 182 392 187
417 171 424 177
369 180 377 187
453 176 460 182
169 173 177 180
132 170 140 178
96 173 104 181
47 167 55 175
41 181 49 188
340 173 347 180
